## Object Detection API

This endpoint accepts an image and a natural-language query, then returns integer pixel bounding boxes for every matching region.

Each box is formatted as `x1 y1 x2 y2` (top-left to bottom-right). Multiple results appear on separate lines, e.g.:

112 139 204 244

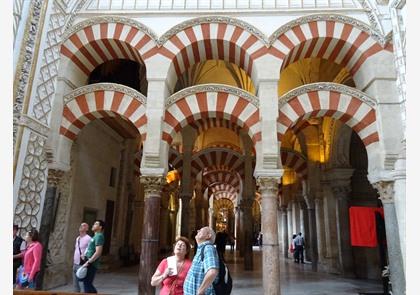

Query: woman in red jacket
14 229 43 289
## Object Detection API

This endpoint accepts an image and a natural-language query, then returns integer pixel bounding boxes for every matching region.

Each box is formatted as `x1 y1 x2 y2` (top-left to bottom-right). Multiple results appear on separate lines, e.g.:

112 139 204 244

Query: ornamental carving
256 177 279 195
17 114 50 137
62 15 158 44
64 83 147 106
269 13 386 47
14 132 48 234
166 84 259 108
47 169 64 187
158 15 268 47
278 82 378 109
140 176 166 196
372 181 395 204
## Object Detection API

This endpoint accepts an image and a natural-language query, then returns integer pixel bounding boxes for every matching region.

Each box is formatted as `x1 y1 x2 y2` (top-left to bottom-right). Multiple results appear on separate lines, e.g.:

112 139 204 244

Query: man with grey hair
184 226 219 295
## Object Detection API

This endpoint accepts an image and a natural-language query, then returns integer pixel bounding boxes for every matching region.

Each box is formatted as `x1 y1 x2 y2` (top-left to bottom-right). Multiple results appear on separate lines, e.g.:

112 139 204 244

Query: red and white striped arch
269 16 390 75
190 118 242 136
168 147 183 174
280 149 308 179
277 84 379 149
210 183 238 195
191 148 245 179
203 170 241 192
213 191 237 203
60 18 157 81
60 84 147 142
159 19 266 84
163 87 261 145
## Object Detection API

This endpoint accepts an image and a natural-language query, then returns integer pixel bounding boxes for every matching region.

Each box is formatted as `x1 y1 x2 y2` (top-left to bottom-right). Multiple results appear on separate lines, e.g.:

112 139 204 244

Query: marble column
37 169 64 290
300 201 311 261
234 206 240 251
287 206 293 251
257 177 281 295
322 184 340 273
138 176 165 295
241 198 254 270
159 190 170 251
373 181 405 295
315 196 326 266
304 196 318 271
331 185 354 275
280 206 289 258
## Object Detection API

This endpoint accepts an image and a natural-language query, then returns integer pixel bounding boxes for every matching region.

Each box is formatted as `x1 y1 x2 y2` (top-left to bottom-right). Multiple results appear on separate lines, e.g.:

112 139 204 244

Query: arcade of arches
13 3 406 295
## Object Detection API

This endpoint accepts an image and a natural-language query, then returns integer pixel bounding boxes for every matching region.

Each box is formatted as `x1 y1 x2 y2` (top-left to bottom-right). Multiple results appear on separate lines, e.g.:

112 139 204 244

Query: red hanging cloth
349 206 384 247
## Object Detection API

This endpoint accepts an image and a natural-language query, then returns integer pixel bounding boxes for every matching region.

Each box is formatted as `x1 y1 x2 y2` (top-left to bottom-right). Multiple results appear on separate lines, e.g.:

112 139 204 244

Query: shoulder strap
200 244 212 261
77 237 82 256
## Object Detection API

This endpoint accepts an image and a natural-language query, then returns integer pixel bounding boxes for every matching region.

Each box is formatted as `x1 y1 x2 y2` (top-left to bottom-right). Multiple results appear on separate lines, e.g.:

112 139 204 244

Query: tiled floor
52 247 383 294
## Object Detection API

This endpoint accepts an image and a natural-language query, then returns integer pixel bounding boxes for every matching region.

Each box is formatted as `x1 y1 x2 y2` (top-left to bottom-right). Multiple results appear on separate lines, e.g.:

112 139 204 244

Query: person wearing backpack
184 227 219 295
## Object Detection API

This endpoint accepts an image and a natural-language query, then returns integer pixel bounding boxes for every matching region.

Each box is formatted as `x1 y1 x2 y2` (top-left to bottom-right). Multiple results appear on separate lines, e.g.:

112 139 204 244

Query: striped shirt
183 241 219 295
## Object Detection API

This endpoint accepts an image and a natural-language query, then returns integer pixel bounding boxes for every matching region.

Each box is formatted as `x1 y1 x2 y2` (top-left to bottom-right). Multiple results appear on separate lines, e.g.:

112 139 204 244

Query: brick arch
213 192 237 204
203 170 241 192
60 17 157 84
280 149 308 179
60 83 147 142
277 83 380 162
191 147 245 180
163 85 261 146
157 17 267 88
268 14 391 75
210 183 238 195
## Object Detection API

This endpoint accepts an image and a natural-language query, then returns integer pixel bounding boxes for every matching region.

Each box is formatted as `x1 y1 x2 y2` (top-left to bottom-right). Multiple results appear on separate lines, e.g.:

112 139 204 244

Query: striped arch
268 14 390 75
202 170 241 192
210 183 238 196
60 83 147 142
133 150 142 177
190 118 243 136
191 147 245 179
277 83 380 155
163 85 261 145
158 17 267 87
60 17 157 84
280 149 308 179
213 192 237 204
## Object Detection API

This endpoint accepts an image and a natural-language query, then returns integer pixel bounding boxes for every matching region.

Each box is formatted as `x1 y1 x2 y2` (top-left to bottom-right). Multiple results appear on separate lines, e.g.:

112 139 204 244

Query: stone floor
52 247 383 294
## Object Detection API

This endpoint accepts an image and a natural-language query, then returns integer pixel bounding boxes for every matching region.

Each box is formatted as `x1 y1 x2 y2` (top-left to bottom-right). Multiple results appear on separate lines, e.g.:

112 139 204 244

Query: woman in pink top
151 236 192 295
15 229 43 289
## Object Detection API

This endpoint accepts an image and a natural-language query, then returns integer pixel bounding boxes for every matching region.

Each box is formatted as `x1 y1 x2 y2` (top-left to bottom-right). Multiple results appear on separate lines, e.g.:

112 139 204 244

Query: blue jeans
73 264 82 292
83 265 98 293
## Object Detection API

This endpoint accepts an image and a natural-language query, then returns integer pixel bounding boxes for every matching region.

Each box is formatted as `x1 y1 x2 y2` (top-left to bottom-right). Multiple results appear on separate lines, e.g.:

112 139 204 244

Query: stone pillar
280 206 289 258
305 196 318 271
257 177 281 295
300 201 311 261
37 168 64 290
372 181 405 295
138 176 165 295
322 183 340 273
315 196 326 266
287 206 293 250
331 185 354 275
234 206 240 251
241 198 254 270
159 189 170 251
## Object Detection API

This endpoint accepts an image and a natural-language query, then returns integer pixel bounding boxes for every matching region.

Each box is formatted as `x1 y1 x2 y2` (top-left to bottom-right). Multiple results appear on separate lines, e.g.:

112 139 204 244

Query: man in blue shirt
184 226 219 295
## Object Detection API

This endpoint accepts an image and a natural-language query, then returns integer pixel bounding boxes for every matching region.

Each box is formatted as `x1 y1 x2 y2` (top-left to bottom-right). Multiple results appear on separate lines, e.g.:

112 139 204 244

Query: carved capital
47 169 64 187
256 177 279 195
372 181 395 204
330 185 351 200
140 176 166 197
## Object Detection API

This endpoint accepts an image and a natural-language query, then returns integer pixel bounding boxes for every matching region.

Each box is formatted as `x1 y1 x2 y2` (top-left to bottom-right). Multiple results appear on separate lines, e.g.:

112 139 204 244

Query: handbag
76 265 88 280
16 266 29 288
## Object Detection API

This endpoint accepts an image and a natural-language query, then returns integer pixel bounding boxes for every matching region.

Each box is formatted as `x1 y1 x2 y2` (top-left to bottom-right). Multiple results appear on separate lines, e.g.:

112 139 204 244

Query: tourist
15 229 43 289
257 231 263 249
13 224 25 285
291 234 298 263
294 232 305 263
184 226 219 295
151 236 192 294
72 222 91 292
81 220 105 293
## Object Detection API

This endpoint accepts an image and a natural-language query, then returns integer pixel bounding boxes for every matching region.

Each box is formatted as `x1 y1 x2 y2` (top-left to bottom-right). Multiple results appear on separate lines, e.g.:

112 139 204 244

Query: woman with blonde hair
151 236 192 295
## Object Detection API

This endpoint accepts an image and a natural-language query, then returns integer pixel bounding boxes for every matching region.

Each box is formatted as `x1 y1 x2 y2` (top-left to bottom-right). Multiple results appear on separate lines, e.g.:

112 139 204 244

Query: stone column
37 168 64 290
331 185 353 275
257 177 281 295
304 196 318 271
159 189 170 251
322 183 340 273
241 198 254 270
373 181 405 295
138 176 165 295
315 195 326 266
234 206 240 251
287 205 293 251
300 201 311 261
280 206 289 258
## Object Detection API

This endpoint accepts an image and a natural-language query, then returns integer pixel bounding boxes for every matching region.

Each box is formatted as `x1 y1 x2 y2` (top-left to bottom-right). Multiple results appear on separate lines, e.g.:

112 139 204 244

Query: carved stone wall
14 132 48 235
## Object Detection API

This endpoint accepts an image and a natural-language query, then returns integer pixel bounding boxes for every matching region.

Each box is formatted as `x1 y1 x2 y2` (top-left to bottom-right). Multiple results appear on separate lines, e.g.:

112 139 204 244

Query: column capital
330 185 352 200
256 176 279 194
140 176 166 196
47 169 64 187
372 180 395 204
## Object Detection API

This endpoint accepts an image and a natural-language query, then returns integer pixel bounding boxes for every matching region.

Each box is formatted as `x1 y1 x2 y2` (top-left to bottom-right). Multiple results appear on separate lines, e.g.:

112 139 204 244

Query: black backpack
201 245 233 295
